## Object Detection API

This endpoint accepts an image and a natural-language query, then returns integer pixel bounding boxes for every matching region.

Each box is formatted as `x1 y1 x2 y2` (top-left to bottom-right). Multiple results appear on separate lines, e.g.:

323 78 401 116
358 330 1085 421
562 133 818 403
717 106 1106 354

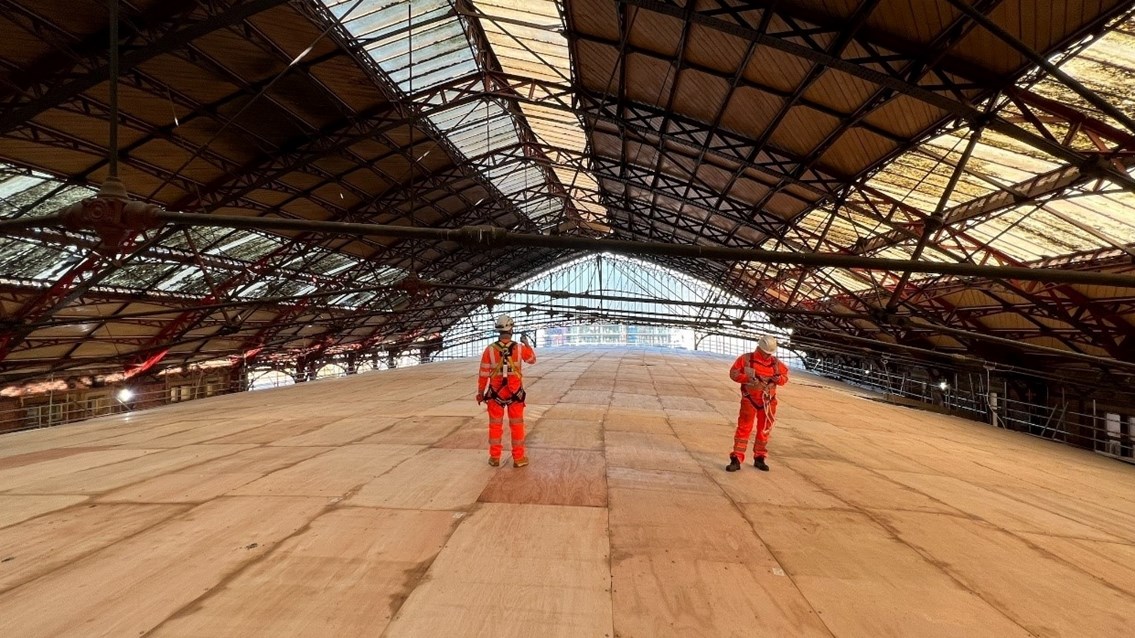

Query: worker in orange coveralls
477 314 536 468
727 335 788 472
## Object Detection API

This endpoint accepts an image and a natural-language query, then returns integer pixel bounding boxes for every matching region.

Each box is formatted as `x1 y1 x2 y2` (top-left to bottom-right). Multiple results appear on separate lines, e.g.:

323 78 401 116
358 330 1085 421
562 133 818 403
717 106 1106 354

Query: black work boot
754 457 770 472
726 455 742 472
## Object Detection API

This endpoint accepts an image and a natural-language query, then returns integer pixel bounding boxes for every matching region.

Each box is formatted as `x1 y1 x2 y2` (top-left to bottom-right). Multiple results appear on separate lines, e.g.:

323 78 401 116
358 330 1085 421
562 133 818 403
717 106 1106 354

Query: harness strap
488 341 524 383
744 354 780 398
743 353 779 432
486 385 526 406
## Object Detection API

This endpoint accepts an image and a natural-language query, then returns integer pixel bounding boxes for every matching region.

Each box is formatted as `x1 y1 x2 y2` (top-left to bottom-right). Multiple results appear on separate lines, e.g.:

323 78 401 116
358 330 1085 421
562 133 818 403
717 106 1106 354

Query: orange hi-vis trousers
732 396 776 462
487 400 526 461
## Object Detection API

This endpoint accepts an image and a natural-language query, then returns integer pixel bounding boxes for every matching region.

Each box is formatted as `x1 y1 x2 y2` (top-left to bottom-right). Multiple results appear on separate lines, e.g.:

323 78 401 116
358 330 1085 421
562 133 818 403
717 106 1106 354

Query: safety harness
743 353 781 430
484 340 527 406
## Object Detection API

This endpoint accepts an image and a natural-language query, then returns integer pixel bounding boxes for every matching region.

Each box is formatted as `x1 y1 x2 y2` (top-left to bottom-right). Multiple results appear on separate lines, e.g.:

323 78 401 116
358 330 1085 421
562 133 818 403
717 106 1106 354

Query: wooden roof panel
626 7 683 58
671 69 730 124
623 53 675 107
718 86 784 141
766 105 842 157
683 23 750 73
819 127 899 177
743 46 813 93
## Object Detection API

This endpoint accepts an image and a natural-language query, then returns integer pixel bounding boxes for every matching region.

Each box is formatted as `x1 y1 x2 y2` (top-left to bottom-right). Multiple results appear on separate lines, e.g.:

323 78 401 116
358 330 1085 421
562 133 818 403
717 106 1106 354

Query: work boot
726 455 742 472
488 457 500 467
513 457 529 468
754 457 770 472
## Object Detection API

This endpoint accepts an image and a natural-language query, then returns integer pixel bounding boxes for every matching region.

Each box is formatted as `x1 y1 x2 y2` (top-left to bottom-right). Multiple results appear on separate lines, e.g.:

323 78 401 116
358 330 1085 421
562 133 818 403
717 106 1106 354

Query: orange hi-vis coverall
729 351 789 462
478 339 536 462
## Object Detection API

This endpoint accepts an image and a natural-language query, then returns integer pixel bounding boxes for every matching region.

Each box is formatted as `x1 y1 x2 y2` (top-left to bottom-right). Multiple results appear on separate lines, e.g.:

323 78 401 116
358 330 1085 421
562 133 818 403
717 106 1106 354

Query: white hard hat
757 335 778 354
494 314 515 333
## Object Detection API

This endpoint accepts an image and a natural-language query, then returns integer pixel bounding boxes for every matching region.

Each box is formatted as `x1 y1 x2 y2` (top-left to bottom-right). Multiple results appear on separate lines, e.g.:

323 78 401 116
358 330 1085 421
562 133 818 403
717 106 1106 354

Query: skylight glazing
317 0 606 229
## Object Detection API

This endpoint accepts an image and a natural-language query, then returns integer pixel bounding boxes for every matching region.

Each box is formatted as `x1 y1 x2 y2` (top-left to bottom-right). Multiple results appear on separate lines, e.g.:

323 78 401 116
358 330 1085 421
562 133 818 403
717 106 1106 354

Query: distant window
249 370 295 391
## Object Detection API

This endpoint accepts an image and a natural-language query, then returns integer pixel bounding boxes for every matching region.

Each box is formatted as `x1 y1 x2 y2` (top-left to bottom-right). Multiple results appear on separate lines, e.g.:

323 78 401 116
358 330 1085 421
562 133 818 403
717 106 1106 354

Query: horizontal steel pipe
8 211 1134 287
147 212 1135 288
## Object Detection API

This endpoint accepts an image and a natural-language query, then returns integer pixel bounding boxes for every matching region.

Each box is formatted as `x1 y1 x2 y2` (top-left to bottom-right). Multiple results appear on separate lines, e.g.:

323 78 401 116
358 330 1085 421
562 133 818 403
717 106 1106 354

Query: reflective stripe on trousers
730 396 776 462
487 401 526 461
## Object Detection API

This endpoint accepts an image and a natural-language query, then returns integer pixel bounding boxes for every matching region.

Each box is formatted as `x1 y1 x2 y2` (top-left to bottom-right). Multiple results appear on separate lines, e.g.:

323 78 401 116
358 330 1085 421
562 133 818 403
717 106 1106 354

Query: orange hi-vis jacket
478 340 536 396
729 351 789 403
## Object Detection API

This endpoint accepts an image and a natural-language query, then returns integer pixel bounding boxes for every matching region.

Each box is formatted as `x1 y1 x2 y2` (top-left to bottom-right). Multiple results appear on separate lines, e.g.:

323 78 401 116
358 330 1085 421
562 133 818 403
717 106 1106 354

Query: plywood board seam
376 502 490 638
782 460 1037 635
0 502 193 596
335 503 476 514
697 464 838 636
872 511 1104 635
0 495 91 530
145 498 340 634
771 454 1039 626
995 529 1135 603
62 445 258 498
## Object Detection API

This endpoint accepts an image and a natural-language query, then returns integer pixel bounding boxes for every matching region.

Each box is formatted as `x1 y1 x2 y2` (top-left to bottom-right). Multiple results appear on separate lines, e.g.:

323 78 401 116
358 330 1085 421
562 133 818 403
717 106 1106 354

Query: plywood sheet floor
1 348 1134 637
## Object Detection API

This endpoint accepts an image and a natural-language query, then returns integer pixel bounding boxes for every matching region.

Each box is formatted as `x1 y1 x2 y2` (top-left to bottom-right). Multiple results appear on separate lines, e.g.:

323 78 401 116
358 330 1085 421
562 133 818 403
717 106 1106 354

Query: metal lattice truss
1 0 1134 382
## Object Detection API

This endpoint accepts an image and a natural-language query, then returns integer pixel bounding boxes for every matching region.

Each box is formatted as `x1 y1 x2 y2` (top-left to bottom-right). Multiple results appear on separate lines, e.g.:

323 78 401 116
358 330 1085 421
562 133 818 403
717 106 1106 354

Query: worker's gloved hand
476 392 485 405
520 333 531 347
744 367 756 381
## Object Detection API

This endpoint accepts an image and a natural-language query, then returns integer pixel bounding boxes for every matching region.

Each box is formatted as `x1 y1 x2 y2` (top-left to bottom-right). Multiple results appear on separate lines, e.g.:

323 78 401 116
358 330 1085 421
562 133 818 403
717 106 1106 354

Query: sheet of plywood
0 445 119 470
610 381 656 395
205 417 331 444
805 430 937 472
138 419 283 447
605 430 701 473
609 393 663 410
560 389 612 405
16 444 252 495
1003 486 1135 543
524 418 603 450
0 448 152 492
384 503 612 638
606 466 720 496
881 511 1135 637
612 554 831 638
742 505 1031 637
149 508 458 637
87 420 216 446
0 494 88 529
432 421 489 449
608 487 759 562
416 399 482 417
0 417 163 453
0 503 185 593
273 416 399 446
230 444 420 497
348 448 496 510
604 407 672 435
1017 533 1135 598
99 446 332 503
361 416 468 445
0 496 326 638
479 449 606 507
540 403 605 422
881 471 1121 541
786 459 960 513
607 487 830 637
